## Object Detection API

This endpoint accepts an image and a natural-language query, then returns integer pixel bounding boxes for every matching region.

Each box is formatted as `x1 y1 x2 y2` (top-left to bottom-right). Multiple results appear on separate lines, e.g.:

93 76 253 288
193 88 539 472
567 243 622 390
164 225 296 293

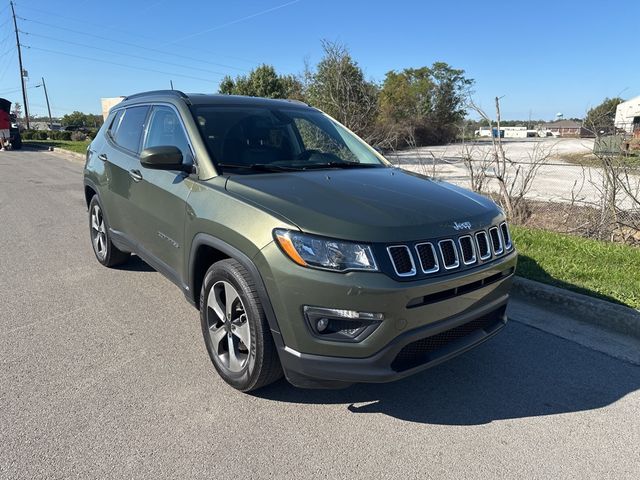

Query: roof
122 90 311 109
545 120 582 128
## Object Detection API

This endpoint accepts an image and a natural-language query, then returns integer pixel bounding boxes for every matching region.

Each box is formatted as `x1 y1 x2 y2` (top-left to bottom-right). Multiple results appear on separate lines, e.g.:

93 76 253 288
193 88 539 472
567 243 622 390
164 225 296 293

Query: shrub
35 131 48 140
21 130 34 140
86 128 98 140
71 131 87 141
49 130 72 140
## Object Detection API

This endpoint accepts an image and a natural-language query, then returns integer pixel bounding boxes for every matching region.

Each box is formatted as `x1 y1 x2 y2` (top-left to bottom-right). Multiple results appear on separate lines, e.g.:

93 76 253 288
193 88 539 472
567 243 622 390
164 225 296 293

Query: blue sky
0 0 638 120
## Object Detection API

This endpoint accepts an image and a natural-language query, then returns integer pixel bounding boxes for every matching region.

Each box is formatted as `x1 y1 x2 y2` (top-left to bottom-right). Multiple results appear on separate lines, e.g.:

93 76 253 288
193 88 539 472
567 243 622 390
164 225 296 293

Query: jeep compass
83 90 517 391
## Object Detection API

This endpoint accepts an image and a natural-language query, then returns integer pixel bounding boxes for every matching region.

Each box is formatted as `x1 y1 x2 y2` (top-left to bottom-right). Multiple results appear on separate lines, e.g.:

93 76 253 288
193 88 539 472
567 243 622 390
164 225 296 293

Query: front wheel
200 259 282 392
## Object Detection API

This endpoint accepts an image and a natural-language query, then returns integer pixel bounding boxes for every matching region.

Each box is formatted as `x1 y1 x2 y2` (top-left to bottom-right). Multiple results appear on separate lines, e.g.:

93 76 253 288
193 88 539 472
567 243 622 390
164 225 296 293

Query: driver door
127 105 195 284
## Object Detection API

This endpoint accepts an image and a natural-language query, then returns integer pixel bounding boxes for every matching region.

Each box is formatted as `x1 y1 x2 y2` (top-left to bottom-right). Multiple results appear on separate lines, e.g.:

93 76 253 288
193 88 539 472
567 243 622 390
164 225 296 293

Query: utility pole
10 1 30 129
41 77 53 129
170 80 174 90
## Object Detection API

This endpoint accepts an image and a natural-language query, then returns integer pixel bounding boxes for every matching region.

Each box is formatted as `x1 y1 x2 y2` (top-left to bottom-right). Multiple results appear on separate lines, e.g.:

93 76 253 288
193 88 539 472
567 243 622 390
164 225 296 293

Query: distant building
30 121 62 131
101 97 125 120
614 96 640 134
541 120 589 138
475 126 536 138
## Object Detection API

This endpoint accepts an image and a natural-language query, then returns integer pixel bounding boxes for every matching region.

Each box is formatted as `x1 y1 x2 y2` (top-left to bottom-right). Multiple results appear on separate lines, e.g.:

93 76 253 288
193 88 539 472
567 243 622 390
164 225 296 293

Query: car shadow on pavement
113 255 155 273
256 321 640 425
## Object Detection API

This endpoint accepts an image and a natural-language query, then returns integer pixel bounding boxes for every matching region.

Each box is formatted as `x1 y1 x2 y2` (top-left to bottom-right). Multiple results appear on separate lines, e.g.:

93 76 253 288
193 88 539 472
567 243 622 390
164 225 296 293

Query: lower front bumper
278 295 508 388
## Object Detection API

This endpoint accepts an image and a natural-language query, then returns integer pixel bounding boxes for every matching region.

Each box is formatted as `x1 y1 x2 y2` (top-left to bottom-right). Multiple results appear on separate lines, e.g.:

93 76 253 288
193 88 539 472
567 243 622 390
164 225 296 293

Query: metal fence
386 136 640 245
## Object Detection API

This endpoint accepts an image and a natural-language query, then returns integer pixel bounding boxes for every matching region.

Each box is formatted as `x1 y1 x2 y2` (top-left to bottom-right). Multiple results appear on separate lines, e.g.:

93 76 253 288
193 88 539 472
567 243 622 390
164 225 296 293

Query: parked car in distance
83 90 517 392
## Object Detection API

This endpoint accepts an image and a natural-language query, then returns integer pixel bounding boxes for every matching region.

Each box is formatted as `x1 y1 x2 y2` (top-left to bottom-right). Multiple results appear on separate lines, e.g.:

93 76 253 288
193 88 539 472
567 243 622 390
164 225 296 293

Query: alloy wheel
207 280 251 373
90 204 107 260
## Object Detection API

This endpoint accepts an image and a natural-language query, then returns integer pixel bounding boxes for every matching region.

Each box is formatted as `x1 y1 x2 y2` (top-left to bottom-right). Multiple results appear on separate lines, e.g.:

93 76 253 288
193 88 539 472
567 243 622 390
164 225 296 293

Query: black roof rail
123 90 190 103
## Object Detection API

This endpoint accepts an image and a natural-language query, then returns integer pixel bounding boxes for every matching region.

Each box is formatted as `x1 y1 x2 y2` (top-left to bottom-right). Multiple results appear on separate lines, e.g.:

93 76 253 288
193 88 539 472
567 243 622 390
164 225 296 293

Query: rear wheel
88 195 130 267
200 259 282 392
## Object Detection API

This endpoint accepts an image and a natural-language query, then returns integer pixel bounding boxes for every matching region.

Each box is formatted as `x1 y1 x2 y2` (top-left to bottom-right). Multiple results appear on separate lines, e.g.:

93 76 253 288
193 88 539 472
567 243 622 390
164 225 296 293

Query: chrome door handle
98 153 108 162
129 169 143 182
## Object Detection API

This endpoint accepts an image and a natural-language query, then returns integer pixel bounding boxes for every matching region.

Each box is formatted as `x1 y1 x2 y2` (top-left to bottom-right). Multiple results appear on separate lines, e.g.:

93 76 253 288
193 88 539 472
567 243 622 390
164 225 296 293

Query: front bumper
279 296 508 388
253 243 516 387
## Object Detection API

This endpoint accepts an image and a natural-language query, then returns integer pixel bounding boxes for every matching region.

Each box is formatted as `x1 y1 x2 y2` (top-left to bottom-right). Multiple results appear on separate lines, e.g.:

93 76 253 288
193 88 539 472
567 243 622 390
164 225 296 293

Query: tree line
219 40 474 148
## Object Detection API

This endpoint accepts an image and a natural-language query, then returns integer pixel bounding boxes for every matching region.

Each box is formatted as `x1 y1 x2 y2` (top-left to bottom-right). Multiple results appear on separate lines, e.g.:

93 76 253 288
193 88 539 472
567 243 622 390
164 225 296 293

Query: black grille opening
388 246 415 275
416 243 438 273
476 231 490 259
439 240 458 268
458 236 476 264
391 306 506 371
500 223 512 249
489 227 503 254
406 266 515 308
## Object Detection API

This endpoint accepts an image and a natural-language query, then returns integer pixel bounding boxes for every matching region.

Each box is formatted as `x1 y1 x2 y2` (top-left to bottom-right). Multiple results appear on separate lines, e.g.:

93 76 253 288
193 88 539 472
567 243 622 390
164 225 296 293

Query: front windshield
192 105 388 173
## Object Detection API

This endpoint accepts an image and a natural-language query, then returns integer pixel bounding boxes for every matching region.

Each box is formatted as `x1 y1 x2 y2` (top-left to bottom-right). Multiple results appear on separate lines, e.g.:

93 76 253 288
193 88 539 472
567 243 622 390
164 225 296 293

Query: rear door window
113 106 149 153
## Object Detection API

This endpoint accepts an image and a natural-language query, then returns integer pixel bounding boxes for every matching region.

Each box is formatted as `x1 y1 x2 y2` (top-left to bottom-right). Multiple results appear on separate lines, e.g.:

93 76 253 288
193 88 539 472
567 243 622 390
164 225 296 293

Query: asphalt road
1 150 639 479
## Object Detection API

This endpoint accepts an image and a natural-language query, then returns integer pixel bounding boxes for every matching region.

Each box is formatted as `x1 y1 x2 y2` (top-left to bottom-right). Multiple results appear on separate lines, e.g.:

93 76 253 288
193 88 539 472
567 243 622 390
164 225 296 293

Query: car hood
225 167 503 243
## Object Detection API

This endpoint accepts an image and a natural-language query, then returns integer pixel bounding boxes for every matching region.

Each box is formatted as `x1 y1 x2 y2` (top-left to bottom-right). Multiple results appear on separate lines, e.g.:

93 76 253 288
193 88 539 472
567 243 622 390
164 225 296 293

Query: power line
162 0 303 46
24 45 216 84
19 17 250 73
14 5 258 65
23 32 232 78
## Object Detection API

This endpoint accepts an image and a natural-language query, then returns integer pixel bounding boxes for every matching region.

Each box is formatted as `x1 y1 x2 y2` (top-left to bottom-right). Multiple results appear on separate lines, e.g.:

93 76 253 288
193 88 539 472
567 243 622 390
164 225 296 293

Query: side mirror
140 146 185 171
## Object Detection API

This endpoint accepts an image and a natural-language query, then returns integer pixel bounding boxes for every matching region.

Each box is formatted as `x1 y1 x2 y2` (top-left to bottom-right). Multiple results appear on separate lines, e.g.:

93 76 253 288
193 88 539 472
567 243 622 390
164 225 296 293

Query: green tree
378 63 473 146
305 40 379 140
584 97 623 133
218 64 304 100
61 111 103 127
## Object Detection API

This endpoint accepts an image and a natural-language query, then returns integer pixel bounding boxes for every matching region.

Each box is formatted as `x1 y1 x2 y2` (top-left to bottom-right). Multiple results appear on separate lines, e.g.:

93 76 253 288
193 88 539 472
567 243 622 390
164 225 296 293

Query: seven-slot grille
386 222 513 278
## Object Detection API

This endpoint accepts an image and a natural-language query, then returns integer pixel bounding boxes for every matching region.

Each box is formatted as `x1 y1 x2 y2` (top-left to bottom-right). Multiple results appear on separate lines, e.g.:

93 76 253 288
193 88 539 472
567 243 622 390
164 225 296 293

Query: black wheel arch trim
188 233 284 342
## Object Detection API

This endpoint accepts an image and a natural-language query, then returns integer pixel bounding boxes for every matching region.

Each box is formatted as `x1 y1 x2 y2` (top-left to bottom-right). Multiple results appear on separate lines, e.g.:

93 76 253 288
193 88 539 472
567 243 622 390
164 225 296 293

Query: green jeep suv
83 90 517 391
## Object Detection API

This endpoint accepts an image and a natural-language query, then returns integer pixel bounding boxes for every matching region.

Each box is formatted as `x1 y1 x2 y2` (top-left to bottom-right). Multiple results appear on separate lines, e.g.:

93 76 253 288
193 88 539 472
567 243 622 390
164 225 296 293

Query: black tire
88 195 130 267
11 134 21 150
200 259 282 392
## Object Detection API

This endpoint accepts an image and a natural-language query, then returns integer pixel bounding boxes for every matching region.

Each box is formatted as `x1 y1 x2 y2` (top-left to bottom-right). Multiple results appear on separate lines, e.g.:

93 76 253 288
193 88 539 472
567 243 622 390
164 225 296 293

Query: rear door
101 105 150 241
127 104 195 282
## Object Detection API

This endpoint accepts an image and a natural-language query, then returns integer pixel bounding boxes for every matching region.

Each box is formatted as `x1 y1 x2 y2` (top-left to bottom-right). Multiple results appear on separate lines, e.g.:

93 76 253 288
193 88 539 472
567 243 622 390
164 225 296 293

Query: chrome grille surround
458 235 477 265
385 222 512 278
500 222 513 250
414 242 439 274
438 239 460 270
489 226 504 255
386 245 417 277
475 231 492 260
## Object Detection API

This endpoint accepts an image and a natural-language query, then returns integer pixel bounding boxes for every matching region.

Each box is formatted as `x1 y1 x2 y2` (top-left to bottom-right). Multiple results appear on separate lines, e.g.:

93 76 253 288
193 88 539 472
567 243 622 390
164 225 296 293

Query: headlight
274 229 378 272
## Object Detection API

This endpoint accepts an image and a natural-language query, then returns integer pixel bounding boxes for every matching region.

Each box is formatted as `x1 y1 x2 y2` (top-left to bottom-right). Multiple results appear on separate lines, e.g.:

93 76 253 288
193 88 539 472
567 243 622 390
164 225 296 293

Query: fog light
303 306 384 342
316 318 329 332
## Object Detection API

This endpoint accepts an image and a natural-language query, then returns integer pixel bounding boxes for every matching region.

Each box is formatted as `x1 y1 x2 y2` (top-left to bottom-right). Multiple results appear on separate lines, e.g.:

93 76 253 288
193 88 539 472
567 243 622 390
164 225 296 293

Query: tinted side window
114 106 149 153
143 106 191 162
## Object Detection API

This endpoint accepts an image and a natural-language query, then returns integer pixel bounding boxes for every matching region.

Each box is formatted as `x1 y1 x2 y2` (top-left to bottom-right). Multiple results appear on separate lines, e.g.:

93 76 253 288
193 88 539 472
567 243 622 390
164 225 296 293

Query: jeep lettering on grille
453 221 472 231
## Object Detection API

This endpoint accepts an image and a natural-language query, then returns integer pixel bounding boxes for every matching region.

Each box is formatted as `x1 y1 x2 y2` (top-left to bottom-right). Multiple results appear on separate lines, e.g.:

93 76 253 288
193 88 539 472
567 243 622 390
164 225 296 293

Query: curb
512 276 640 340
24 144 85 162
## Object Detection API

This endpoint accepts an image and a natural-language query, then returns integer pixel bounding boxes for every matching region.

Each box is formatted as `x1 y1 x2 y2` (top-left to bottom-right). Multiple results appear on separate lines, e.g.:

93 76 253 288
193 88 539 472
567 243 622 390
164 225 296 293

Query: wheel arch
189 233 283 340
83 179 100 209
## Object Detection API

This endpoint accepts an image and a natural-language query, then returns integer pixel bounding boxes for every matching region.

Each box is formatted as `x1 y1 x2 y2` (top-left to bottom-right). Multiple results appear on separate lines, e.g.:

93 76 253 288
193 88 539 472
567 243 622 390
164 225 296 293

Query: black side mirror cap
140 145 185 171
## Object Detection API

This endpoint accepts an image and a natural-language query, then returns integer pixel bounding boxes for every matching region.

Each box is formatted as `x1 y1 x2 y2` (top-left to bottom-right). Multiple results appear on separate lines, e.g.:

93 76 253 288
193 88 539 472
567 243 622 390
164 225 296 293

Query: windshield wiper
301 161 381 170
216 163 302 173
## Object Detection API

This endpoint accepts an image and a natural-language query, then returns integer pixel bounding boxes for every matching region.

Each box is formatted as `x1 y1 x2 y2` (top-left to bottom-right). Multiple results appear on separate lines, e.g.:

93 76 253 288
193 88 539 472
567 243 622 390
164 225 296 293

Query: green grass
512 226 640 309
25 139 90 155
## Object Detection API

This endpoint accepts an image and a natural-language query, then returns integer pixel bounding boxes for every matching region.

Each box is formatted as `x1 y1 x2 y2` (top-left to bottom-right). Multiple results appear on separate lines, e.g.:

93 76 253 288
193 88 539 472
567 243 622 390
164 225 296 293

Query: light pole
35 78 53 129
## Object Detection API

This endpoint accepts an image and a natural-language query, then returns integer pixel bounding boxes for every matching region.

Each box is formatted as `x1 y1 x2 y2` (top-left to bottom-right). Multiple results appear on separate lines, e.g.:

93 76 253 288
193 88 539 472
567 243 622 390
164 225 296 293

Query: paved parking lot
1 150 639 479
